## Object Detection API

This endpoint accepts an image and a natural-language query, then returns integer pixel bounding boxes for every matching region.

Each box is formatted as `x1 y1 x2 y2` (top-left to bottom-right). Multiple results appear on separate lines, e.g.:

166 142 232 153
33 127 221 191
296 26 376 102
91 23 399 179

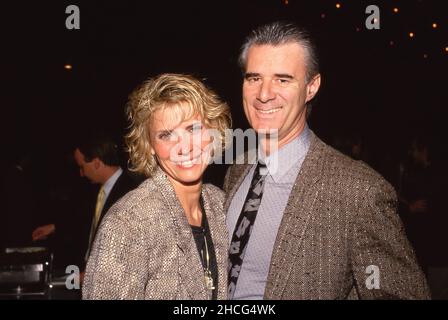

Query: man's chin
252 126 279 136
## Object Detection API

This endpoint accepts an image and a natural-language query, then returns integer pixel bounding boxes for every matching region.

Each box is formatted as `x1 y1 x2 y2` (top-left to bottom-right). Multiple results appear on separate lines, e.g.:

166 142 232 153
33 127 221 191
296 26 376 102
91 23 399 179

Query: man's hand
32 224 56 241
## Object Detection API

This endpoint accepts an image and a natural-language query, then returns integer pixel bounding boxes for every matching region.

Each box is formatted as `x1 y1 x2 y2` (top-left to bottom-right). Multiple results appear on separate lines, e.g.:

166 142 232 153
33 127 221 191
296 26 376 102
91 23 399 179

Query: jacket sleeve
82 208 149 300
350 177 431 299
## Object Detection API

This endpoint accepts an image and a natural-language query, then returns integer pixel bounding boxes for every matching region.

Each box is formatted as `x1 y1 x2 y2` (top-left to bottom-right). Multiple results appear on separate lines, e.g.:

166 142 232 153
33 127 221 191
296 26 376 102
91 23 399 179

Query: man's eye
277 78 290 84
247 77 260 83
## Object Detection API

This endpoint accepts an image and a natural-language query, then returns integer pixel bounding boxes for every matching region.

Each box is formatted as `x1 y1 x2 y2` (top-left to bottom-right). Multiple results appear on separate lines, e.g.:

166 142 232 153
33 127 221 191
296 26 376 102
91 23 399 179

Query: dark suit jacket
97 170 144 228
224 131 430 299
54 169 144 269
85 170 145 257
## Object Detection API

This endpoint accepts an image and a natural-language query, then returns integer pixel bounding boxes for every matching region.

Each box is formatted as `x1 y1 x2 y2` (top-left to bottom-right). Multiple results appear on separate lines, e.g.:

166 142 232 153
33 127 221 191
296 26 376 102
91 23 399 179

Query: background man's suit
56 170 144 269
96 170 143 228
83 170 144 262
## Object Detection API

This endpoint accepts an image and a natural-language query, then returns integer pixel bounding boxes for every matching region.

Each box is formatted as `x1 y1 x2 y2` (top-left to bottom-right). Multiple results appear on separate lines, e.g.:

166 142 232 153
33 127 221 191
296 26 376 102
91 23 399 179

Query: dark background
1 0 447 177
0 0 447 277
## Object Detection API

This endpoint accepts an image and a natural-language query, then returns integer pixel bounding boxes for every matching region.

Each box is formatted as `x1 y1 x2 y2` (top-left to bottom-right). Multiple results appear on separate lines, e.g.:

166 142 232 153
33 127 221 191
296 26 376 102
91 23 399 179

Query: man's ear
92 158 103 169
305 74 321 103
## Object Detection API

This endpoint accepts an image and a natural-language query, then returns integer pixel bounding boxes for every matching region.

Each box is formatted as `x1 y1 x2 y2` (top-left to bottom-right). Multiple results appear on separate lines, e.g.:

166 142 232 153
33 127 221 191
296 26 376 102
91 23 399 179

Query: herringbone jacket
83 168 228 299
223 131 430 299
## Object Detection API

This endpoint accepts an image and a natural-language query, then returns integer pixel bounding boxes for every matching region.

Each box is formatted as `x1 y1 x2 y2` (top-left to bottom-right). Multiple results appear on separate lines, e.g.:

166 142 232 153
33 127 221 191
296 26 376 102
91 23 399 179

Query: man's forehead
73 151 84 165
74 148 83 158
247 42 305 57
246 43 306 70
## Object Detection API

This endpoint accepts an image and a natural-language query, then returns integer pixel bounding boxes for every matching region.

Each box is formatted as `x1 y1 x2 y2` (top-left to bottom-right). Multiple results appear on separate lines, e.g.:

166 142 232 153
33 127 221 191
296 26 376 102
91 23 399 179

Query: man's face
242 43 320 148
74 148 100 184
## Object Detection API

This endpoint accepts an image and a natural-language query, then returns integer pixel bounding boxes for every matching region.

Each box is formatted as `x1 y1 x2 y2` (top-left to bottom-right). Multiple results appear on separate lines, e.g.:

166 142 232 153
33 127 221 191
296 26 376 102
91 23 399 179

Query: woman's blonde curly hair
125 73 232 177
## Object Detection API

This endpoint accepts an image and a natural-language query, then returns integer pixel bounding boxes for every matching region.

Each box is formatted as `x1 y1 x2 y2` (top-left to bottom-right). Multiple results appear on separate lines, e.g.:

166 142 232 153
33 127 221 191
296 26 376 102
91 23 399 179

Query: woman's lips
173 154 202 168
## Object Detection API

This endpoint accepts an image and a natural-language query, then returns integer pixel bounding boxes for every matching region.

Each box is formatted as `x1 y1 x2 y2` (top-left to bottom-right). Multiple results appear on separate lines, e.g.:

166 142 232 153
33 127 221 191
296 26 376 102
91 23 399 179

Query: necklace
192 197 215 293
202 233 215 291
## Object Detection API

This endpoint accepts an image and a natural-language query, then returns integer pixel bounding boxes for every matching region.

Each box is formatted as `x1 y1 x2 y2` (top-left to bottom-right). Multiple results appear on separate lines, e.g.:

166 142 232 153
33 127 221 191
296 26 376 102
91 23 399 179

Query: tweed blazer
83 168 228 300
224 131 430 299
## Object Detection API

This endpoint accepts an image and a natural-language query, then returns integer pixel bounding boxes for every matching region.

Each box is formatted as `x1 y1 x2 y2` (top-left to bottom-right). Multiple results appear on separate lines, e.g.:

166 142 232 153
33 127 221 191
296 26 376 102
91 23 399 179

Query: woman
82 74 231 299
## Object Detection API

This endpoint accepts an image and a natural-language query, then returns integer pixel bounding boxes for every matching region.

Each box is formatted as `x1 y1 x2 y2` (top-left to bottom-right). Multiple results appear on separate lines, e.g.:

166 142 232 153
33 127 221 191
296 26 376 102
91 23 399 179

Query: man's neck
100 166 120 185
260 121 306 157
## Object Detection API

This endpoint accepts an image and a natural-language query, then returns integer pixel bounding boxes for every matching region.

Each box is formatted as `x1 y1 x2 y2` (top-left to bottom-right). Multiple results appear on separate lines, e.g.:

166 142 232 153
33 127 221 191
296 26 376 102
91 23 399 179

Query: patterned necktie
228 162 267 298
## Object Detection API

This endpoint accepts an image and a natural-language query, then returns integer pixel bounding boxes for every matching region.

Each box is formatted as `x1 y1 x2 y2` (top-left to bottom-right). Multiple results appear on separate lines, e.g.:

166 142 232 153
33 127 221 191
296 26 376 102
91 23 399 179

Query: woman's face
149 105 213 187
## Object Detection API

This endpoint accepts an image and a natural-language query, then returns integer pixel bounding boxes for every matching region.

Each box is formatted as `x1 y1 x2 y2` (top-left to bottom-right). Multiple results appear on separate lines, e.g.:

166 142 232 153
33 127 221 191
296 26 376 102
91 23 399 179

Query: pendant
204 269 215 290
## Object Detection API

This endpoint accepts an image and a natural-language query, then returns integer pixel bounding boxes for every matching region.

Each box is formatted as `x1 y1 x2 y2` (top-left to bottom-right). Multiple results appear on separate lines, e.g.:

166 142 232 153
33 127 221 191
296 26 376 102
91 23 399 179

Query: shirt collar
103 167 123 198
258 125 311 182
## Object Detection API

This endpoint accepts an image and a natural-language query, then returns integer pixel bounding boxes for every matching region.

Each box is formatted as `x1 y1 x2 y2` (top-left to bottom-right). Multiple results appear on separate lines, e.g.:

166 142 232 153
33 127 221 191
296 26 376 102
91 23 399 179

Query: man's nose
79 169 84 177
257 80 276 102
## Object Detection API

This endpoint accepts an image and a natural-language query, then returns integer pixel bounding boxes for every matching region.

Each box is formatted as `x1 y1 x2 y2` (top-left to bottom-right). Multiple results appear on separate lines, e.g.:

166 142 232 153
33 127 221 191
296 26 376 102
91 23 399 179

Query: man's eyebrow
274 73 294 79
244 72 260 79
244 72 295 79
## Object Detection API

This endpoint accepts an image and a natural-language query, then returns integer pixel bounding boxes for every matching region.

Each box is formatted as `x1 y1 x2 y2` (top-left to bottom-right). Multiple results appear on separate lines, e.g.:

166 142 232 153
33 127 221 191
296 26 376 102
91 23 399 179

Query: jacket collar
151 167 227 299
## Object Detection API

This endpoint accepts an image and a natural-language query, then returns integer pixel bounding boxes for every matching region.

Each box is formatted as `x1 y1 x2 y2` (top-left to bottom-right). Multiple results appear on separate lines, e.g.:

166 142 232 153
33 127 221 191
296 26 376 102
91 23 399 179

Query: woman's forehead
151 104 202 131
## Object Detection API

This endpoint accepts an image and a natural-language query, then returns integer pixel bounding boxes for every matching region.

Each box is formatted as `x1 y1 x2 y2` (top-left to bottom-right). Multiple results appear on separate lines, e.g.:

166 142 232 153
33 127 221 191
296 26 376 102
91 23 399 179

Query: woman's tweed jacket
223 131 430 299
83 168 228 299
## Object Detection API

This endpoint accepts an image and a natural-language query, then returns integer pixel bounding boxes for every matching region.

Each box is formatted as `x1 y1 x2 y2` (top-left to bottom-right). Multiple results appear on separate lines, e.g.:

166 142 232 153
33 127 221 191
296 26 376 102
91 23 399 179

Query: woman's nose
177 131 193 155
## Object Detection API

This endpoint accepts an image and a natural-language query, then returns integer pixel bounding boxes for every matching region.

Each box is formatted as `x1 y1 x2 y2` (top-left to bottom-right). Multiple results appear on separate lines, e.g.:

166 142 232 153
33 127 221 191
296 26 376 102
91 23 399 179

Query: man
32 135 144 268
224 21 430 299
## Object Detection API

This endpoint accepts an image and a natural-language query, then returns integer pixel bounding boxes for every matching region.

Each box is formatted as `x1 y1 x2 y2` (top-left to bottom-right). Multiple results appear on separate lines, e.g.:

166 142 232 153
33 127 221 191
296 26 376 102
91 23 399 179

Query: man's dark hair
239 21 320 83
77 134 121 167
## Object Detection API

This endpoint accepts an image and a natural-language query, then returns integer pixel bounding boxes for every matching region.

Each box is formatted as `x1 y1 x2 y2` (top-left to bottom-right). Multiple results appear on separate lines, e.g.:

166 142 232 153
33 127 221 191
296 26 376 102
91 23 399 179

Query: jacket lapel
152 168 208 299
264 132 327 299
224 148 258 213
201 186 228 300
224 164 252 214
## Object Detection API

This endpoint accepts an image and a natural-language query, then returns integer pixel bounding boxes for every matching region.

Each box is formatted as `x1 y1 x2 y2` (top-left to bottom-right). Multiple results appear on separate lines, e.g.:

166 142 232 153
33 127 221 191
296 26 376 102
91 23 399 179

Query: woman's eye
158 132 171 140
191 124 202 133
